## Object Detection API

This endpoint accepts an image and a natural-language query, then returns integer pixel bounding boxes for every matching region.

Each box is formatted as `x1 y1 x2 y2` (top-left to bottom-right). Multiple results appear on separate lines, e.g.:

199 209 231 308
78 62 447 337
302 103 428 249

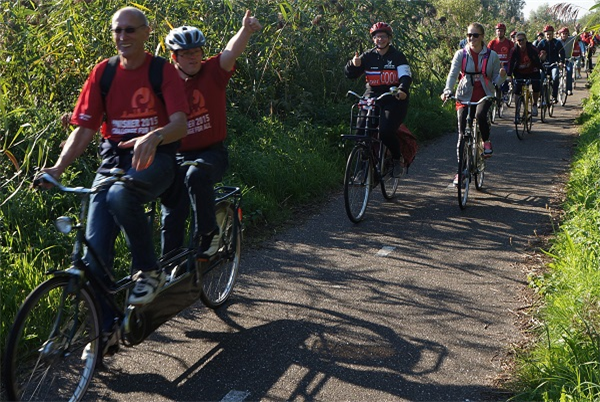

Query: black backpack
99 55 166 105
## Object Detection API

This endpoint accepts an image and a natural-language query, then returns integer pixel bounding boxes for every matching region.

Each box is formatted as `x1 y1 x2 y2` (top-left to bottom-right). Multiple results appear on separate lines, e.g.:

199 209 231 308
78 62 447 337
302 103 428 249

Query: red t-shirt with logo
488 37 513 67
178 54 234 152
516 46 537 75
71 53 188 140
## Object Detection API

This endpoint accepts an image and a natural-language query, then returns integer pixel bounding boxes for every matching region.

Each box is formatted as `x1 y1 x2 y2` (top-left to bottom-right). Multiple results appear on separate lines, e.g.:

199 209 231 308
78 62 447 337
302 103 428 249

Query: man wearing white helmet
161 10 262 258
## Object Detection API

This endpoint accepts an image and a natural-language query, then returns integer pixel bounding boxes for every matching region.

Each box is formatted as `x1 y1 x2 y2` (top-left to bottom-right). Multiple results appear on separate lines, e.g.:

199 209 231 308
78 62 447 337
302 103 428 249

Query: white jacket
444 46 505 103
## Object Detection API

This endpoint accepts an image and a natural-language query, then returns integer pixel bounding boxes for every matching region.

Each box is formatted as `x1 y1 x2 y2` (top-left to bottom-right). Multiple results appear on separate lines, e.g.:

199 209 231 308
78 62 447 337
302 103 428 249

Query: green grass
509 70 600 401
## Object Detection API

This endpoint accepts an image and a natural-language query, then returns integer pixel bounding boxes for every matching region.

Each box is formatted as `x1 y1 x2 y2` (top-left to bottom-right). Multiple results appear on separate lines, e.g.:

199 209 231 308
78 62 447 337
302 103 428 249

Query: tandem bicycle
2 166 242 401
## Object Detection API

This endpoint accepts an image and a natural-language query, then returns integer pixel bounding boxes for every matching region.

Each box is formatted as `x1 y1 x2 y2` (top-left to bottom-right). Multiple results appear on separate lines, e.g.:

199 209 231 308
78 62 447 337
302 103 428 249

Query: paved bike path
86 83 583 401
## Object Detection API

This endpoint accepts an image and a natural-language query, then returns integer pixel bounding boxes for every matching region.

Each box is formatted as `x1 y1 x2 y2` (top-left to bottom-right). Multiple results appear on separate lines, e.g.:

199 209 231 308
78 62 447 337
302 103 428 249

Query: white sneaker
532 104 538 116
567 90 573 96
196 227 222 260
128 270 165 305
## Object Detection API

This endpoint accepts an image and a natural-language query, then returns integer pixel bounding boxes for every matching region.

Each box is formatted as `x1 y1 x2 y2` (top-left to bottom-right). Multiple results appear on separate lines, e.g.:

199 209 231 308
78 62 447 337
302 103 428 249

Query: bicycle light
55 216 74 234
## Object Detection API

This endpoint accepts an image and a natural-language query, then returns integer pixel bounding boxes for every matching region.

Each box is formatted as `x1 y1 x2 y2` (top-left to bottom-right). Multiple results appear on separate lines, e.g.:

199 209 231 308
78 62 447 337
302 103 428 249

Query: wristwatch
153 130 164 145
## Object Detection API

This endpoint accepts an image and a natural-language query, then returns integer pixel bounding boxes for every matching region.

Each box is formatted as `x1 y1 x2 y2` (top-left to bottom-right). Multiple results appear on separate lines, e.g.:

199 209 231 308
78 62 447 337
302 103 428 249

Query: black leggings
457 101 491 142
356 98 408 160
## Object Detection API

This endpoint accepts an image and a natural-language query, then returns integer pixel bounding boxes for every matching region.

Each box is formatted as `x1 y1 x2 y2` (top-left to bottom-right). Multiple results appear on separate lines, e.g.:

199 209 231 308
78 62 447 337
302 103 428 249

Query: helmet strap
175 63 198 78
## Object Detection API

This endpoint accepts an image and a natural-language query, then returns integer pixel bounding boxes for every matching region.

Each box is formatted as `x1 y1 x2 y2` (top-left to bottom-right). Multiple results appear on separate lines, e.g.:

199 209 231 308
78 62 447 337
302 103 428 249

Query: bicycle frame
448 95 494 209
32 172 242 345
341 88 401 222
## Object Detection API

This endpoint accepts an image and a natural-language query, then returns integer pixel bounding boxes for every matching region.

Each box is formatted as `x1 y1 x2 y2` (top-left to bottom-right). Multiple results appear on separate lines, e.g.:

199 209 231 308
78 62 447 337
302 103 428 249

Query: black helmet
165 26 206 51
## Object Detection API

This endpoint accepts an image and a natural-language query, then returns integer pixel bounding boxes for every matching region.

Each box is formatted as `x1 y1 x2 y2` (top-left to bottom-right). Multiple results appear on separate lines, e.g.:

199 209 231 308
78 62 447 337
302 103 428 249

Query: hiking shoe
392 158 405 178
81 327 120 361
483 141 493 157
196 227 221 260
532 104 538 116
128 270 165 305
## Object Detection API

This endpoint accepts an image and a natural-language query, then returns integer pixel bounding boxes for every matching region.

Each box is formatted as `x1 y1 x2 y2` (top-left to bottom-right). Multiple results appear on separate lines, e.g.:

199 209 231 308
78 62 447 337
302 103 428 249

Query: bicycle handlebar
443 94 496 107
347 86 402 102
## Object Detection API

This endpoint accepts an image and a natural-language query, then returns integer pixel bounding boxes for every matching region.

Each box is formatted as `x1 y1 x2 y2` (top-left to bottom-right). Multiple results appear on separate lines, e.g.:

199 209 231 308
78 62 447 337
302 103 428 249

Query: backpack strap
148 56 166 105
99 55 165 106
100 55 119 108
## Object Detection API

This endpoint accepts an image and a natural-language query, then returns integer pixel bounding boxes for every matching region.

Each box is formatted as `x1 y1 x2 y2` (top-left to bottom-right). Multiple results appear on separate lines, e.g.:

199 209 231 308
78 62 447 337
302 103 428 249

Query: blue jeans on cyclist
161 143 229 256
85 152 176 332
542 65 560 100
565 59 573 92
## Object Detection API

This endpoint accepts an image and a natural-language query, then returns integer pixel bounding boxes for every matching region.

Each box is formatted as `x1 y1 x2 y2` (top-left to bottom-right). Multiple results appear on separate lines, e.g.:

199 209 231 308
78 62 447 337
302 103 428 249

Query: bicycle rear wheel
515 97 526 140
343 145 372 223
526 94 533 133
380 145 399 200
558 74 568 106
3 276 100 402
200 201 241 308
457 135 471 209
489 99 497 124
474 132 485 191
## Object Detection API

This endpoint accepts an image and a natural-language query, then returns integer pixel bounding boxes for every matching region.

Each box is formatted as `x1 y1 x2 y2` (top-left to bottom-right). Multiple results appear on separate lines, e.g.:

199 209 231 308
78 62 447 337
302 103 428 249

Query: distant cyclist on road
557 27 585 94
508 32 542 117
536 25 565 103
441 22 506 185
488 23 514 102
344 22 412 178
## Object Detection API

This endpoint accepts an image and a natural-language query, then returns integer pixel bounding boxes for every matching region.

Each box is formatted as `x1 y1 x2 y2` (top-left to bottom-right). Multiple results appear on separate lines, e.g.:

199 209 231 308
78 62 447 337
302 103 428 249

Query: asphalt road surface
85 80 584 401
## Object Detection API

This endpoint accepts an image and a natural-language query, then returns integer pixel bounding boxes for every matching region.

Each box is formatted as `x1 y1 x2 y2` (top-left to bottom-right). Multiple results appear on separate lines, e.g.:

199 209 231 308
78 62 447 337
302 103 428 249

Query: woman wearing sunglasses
441 22 506 185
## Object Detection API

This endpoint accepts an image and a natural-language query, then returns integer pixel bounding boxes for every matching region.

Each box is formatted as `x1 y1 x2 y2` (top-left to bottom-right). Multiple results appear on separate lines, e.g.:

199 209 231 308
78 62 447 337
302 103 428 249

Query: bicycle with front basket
341 87 403 223
2 166 242 401
447 95 495 209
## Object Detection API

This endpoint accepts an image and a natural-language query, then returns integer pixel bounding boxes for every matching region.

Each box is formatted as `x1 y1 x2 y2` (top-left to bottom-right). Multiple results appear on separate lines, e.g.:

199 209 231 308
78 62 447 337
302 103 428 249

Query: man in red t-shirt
41 7 189 333
508 32 542 117
161 11 262 258
488 23 514 100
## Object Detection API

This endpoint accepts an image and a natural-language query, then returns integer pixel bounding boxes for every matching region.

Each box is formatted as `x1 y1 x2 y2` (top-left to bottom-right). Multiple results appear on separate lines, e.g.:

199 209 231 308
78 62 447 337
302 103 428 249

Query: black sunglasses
467 33 481 38
111 24 146 34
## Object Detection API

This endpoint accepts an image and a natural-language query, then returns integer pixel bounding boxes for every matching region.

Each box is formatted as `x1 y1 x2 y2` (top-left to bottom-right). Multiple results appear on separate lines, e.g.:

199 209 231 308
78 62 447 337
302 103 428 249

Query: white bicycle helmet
165 26 206 51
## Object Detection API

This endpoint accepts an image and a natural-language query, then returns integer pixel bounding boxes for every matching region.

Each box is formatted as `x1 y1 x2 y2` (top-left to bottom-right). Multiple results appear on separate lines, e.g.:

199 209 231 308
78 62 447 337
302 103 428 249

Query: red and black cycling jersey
344 45 412 98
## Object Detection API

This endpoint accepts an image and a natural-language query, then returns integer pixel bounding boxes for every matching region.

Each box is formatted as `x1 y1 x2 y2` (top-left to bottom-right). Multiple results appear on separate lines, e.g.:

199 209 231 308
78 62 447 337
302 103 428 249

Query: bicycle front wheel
380 145 399 200
515 97 526 140
343 145 372 223
457 135 471 209
540 86 547 123
200 201 241 308
3 276 100 402
547 85 555 117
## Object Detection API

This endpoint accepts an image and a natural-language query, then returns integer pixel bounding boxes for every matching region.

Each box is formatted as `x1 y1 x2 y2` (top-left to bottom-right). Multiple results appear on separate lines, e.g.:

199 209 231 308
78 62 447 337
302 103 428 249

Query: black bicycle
342 87 403 223
448 95 495 209
3 167 242 401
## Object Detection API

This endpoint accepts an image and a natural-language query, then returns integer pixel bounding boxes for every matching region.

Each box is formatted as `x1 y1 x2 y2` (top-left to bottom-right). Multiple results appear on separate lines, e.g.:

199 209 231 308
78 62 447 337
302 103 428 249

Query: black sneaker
81 327 120 361
128 269 166 305
196 227 221 260
392 158 405 178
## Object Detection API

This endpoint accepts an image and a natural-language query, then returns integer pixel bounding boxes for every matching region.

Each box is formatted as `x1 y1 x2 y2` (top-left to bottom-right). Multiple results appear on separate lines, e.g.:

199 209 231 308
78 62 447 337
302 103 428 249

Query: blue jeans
85 152 175 330
543 66 560 98
161 144 229 254
565 60 573 91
